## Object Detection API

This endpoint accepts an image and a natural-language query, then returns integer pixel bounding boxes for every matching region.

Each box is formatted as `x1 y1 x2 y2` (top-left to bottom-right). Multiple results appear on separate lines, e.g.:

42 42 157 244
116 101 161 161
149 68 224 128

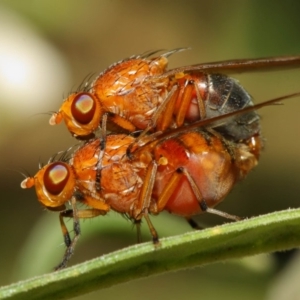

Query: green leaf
1 208 300 300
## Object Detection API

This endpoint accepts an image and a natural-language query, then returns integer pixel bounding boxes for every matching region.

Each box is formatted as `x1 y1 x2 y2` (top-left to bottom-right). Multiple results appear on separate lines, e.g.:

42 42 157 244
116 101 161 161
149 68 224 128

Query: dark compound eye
43 162 70 195
71 93 96 124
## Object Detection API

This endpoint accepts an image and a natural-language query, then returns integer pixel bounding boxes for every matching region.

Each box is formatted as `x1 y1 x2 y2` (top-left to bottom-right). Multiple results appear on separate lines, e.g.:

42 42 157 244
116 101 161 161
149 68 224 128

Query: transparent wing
159 55 300 77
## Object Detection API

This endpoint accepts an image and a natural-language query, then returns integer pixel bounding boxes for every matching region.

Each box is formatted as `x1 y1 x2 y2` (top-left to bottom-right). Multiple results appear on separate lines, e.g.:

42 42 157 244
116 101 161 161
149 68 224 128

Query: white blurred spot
0 55 28 86
0 5 70 118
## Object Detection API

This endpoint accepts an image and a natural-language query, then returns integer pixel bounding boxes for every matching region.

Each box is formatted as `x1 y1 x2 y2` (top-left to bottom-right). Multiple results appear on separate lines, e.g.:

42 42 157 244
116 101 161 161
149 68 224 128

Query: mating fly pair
21 49 300 270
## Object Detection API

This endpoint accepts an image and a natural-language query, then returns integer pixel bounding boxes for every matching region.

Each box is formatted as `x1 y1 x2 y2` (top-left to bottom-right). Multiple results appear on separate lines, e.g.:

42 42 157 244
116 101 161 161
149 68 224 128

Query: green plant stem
1 208 300 300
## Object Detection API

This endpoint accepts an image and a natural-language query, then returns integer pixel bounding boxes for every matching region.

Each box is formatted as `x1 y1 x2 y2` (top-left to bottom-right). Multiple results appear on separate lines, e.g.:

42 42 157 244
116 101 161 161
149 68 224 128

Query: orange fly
22 50 300 269
21 91 300 270
49 49 300 139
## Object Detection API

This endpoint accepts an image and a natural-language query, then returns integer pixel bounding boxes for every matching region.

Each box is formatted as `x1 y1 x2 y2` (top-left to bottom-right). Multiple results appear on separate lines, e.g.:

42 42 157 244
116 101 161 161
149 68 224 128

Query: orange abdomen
153 131 261 216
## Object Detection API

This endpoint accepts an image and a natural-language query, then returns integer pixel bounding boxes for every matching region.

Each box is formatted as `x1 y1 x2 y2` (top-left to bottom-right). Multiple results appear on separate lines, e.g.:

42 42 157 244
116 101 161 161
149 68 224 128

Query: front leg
55 197 109 270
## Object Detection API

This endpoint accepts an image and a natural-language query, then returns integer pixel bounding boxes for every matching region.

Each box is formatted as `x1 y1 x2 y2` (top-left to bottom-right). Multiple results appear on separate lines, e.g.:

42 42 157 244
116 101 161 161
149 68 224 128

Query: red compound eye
43 162 70 195
71 93 96 124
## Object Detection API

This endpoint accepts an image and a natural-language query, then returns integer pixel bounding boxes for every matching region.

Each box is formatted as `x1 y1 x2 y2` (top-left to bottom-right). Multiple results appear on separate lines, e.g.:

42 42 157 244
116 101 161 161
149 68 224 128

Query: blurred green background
0 1 300 299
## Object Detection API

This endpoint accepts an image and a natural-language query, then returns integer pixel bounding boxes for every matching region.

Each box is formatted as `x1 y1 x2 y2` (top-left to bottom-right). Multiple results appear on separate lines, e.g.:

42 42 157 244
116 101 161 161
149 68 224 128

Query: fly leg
152 74 206 132
55 196 109 270
144 214 159 245
127 84 179 153
133 219 142 243
133 160 160 245
150 168 206 230
182 168 242 221
144 84 179 134
153 166 241 222
185 217 205 230
54 196 79 270
137 74 205 136
174 78 197 127
107 113 136 132
95 114 108 192
127 77 206 155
